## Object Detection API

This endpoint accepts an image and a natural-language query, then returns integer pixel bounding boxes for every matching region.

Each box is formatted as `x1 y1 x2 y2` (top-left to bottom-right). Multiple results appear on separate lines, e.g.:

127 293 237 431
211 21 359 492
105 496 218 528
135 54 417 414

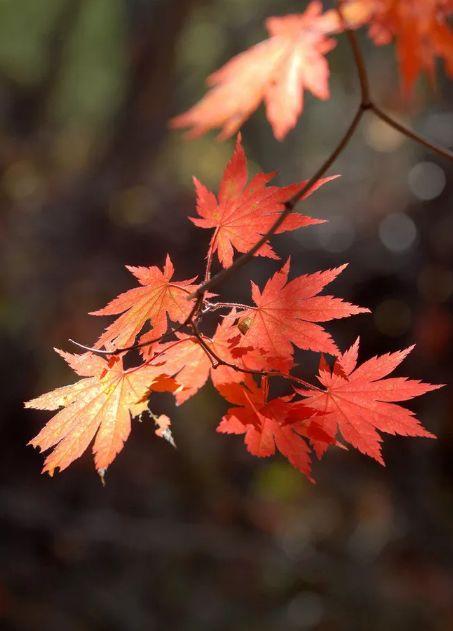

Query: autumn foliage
26 0 450 482
171 0 453 139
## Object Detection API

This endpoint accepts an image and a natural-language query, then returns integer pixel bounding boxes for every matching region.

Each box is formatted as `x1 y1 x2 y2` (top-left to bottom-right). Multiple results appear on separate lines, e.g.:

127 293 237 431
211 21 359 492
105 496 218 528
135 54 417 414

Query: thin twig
127 338 187 374
338 2 453 161
203 236 217 283
371 104 453 161
70 295 204 356
70 328 176 356
71 4 452 374
337 3 370 105
189 323 220 367
205 301 251 312
189 326 321 391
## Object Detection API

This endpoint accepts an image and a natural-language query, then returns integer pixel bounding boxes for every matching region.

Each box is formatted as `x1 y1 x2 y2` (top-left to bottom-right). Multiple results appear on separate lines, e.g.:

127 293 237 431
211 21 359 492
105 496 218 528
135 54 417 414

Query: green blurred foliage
52 0 127 127
0 0 64 84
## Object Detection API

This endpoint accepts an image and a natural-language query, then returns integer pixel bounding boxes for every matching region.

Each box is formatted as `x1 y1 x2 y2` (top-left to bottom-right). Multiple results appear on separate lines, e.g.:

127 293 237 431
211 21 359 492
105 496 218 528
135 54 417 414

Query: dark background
1 1 452 629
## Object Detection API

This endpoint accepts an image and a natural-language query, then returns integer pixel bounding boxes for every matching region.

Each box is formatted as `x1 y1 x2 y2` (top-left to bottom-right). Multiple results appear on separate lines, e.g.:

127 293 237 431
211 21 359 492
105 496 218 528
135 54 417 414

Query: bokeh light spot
317 215 355 252
286 592 324 629
379 212 417 252
408 161 446 201
2 160 42 202
418 265 453 302
364 116 404 152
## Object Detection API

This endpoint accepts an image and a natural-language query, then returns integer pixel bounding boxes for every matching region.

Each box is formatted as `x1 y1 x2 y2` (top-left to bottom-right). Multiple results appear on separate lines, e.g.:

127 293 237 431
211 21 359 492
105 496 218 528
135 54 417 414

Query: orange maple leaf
216 377 332 478
150 330 240 406
343 0 453 92
296 338 443 464
91 255 198 350
235 259 369 364
191 135 336 269
151 314 284 404
171 1 339 140
25 351 176 477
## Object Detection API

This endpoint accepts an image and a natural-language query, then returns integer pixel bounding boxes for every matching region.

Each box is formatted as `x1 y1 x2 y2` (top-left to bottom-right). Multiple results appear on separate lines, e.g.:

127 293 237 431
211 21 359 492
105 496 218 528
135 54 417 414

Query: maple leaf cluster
171 0 453 140
26 137 442 481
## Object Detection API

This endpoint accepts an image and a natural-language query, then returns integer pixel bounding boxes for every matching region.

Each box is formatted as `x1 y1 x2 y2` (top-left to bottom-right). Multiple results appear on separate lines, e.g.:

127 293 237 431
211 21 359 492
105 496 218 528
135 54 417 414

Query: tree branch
337 4 370 106
71 0 453 377
191 2 453 304
370 104 453 161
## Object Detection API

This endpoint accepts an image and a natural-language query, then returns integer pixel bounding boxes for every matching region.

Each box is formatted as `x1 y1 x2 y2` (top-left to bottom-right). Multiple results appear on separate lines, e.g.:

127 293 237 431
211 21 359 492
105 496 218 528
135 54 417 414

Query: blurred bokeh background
1 0 452 629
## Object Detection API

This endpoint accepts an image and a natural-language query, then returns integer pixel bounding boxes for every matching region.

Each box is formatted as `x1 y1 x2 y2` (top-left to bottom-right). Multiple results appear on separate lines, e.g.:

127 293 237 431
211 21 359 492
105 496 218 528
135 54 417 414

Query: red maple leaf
374 0 453 93
171 1 340 140
216 377 329 477
191 135 335 269
91 255 198 350
25 351 177 477
235 259 369 363
342 0 453 93
296 338 443 464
